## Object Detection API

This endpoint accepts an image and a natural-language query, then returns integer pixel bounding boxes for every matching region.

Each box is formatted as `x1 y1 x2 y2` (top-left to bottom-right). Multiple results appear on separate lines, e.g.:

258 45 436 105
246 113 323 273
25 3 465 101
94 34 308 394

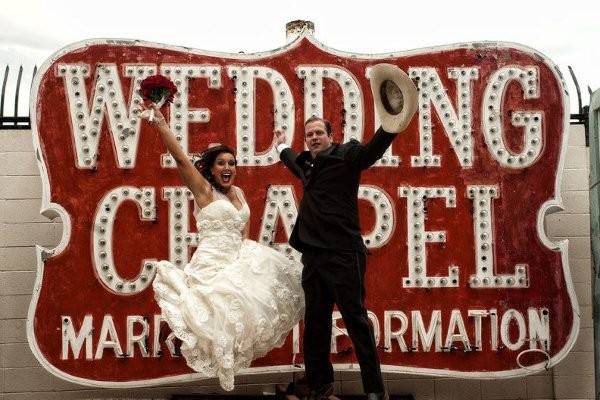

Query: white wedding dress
152 187 304 390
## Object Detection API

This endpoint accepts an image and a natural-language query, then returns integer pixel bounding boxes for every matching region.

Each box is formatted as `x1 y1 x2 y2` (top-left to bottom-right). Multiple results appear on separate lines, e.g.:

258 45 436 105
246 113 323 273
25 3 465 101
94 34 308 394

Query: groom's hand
274 129 286 146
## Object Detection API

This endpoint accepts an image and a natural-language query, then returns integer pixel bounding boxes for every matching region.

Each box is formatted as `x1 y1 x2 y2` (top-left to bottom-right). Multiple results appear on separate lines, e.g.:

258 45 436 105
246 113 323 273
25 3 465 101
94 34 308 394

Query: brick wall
0 124 594 399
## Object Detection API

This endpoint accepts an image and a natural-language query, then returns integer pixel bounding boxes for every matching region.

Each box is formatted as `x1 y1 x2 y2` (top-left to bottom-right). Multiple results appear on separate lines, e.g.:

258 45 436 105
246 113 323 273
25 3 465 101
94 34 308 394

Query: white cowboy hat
369 63 418 133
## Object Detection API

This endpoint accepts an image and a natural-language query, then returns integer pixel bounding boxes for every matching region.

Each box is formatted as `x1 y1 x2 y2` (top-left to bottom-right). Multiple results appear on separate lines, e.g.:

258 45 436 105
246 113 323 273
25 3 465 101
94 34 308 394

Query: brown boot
366 392 389 400
306 383 334 400
278 376 312 400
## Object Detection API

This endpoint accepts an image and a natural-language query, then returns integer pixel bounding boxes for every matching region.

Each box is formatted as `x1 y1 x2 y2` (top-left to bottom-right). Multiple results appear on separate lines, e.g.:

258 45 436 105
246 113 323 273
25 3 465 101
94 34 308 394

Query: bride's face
211 152 237 190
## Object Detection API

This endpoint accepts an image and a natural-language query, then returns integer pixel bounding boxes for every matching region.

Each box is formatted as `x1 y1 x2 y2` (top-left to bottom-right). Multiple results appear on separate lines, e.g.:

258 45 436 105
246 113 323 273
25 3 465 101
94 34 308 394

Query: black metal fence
568 66 592 145
1 64 36 130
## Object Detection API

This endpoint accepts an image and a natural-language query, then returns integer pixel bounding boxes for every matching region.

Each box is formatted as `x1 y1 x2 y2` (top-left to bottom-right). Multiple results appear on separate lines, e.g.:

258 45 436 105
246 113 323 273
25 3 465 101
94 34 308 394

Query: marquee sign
27 33 578 387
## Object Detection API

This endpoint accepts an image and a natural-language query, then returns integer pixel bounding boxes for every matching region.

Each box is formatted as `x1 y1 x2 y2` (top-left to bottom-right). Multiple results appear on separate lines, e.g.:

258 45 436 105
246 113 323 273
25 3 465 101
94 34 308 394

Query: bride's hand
139 103 167 128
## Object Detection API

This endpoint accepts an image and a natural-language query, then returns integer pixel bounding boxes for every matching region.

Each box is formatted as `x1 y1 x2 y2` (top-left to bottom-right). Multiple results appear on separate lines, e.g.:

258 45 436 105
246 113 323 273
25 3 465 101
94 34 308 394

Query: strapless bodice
193 199 250 240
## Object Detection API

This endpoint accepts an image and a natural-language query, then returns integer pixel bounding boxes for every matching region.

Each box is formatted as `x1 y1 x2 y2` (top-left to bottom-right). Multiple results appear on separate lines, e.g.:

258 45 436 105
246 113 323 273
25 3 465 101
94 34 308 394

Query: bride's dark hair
193 144 237 193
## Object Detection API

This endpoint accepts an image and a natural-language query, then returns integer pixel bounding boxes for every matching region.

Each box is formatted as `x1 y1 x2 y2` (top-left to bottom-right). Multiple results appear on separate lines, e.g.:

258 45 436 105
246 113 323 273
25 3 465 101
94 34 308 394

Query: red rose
139 75 177 106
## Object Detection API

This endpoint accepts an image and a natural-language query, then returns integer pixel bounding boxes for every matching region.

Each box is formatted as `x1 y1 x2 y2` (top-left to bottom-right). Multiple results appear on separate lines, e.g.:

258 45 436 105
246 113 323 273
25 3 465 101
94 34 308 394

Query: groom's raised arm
279 146 306 181
345 127 398 170
345 62 419 170
275 130 307 184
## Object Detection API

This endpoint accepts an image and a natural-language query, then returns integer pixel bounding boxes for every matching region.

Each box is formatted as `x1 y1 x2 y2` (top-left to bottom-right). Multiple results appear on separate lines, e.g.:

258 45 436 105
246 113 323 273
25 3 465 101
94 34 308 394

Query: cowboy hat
369 63 418 133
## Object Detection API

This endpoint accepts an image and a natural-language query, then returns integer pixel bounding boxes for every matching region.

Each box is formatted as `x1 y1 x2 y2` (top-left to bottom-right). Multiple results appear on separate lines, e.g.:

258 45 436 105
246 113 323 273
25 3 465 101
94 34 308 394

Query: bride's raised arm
141 103 212 208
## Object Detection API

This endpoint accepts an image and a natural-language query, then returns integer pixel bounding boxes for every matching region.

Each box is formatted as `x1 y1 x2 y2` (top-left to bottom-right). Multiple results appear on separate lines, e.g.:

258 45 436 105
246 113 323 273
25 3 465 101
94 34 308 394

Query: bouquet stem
148 97 167 123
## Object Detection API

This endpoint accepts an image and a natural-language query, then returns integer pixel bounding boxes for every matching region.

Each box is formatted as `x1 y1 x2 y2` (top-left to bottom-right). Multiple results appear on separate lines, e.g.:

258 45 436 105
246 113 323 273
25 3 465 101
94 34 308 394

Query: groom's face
304 120 332 157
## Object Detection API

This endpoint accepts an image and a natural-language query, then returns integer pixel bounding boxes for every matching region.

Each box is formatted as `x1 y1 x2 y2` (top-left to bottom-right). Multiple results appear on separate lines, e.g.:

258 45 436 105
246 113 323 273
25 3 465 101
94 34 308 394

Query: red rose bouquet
139 75 177 122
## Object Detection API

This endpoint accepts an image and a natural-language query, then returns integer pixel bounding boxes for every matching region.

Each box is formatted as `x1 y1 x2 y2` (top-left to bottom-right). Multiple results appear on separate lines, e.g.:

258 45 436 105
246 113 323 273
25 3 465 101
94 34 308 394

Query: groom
274 64 417 400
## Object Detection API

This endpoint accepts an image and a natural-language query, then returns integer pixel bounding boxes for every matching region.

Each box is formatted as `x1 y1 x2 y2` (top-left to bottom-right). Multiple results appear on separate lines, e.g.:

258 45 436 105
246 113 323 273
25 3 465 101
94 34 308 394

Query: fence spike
1 65 9 120
14 65 23 126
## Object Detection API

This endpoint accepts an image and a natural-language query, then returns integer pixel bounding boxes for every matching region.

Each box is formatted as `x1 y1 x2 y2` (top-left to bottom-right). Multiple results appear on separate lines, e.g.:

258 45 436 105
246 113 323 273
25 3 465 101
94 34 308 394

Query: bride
141 104 304 390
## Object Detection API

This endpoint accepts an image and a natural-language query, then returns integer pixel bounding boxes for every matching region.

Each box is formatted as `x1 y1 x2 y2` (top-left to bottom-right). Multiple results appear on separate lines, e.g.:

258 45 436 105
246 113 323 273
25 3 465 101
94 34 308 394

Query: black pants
301 248 384 393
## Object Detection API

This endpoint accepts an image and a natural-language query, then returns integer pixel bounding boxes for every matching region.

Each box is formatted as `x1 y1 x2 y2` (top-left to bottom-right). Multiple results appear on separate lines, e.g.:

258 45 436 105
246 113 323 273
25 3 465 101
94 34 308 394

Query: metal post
285 20 315 43
589 88 600 399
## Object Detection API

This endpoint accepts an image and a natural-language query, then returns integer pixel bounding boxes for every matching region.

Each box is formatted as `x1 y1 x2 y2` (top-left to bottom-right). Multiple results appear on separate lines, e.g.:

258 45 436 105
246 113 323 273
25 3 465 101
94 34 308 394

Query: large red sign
27 34 578 386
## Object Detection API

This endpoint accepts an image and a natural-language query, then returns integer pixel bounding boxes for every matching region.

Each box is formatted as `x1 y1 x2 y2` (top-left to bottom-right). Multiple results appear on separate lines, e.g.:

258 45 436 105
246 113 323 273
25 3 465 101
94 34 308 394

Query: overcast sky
1 0 598 116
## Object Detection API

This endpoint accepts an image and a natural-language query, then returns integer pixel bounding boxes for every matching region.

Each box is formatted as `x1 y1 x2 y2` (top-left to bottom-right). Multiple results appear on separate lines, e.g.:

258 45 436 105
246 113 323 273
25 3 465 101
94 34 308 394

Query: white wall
0 124 594 399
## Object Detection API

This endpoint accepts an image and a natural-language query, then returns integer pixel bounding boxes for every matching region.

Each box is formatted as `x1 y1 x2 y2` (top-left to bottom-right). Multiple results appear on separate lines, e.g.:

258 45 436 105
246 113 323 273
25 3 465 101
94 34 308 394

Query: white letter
95 315 123 359
57 63 157 169
411 310 442 352
152 314 179 358
368 310 380 346
258 185 300 260
359 185 395 248
330 311 379 352
162 187 199 267
490 308 499 351
227 66 295 166
159 64 221 167
444 309 471 351
408 67 478 168
331 311 347 353
500 309 527 351
482 66 542 167
365 66 400 166
384 311 408 352
61 315 93 360
93 186 157 295
468 309 488 351
467 185 528 288
126 315 150 357
399 187 459 288
528 308 550 350
297 66 363 143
